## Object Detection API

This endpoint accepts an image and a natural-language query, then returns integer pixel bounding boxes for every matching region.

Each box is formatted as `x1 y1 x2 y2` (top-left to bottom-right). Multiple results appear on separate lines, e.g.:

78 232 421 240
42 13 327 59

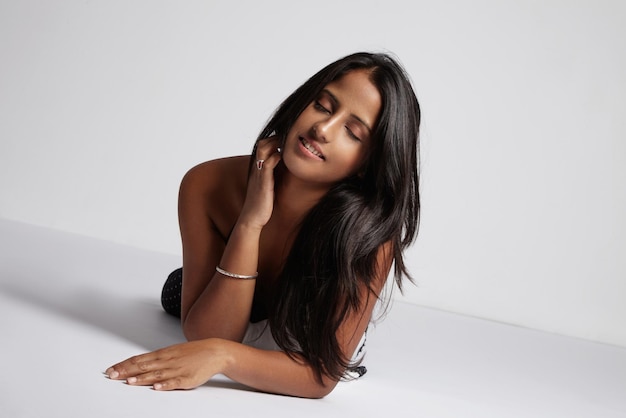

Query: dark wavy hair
252 52 421 383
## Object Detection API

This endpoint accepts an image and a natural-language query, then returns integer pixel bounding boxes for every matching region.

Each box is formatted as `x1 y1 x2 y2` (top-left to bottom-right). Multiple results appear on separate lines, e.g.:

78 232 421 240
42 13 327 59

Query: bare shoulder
182 156 249 191
179 156 250 237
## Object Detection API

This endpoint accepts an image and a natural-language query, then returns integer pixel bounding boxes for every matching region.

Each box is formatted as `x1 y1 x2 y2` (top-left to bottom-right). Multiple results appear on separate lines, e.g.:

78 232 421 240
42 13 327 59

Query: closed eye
314 101 330 114
346 127 361 142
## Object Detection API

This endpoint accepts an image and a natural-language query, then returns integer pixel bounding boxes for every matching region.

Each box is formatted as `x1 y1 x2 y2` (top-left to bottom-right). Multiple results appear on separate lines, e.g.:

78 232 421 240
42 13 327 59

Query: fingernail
154 383 162 390
127 377 137 384
109 370 119 379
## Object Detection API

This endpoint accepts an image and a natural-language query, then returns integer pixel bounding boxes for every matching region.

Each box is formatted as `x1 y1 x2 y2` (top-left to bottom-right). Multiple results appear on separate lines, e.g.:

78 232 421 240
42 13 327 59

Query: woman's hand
237 136 282 230
105 339 231 391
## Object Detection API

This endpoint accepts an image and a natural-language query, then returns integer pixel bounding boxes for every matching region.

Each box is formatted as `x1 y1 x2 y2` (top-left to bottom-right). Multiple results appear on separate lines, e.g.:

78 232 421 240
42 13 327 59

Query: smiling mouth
299 137 325 160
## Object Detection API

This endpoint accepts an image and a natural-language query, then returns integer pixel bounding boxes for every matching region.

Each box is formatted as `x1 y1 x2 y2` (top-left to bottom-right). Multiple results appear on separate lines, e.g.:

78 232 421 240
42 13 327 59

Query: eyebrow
321 89 373 133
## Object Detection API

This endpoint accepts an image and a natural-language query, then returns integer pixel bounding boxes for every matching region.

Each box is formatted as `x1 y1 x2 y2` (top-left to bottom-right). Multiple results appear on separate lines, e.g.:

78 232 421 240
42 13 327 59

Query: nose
312 124 325 142
312 116 339 143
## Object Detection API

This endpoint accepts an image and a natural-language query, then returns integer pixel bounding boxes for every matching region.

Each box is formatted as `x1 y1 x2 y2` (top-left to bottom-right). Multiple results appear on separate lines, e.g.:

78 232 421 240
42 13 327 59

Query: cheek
336 148 368 175
282 131 299 156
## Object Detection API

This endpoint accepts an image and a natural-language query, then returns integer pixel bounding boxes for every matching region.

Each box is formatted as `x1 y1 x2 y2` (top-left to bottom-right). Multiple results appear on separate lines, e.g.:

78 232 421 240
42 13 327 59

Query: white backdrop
1 0 625 347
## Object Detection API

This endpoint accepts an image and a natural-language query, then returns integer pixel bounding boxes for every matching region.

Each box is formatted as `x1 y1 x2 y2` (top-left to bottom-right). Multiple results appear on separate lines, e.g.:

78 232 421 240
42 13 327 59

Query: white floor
1 218 624 418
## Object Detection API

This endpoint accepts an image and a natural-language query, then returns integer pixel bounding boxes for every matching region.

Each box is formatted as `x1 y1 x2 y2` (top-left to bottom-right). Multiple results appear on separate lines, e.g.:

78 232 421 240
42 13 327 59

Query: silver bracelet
215 265 258 280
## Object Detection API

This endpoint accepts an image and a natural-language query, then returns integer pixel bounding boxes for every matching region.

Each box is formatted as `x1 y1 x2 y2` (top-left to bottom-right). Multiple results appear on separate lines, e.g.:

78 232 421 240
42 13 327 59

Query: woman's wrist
232 219 265 235
215 339 243 379
217 221 263 279
208 338 237 374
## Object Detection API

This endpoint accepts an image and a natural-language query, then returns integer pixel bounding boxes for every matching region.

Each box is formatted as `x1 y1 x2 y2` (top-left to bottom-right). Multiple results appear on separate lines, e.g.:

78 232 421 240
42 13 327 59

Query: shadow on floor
0 275 184 351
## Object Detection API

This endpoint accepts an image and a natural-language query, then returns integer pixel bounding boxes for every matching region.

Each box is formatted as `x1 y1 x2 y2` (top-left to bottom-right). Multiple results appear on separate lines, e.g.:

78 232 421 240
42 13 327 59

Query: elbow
182 323 201 342
181 314 199 341
308 386 336 399
302 378 338 399
182 318 219 342
306 388 333 400
182 314 210 341
182 314 245 342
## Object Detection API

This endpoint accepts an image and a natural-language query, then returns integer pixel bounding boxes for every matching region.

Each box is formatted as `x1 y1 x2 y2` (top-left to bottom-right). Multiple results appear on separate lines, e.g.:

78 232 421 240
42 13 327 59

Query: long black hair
253 52 421 382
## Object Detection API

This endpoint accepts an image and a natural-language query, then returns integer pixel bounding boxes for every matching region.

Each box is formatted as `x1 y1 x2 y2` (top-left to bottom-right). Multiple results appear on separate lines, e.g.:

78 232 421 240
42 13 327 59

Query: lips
299 137 325 160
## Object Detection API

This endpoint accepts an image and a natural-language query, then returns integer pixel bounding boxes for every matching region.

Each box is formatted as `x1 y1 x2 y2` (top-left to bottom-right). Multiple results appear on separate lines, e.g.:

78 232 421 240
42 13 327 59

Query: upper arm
177 162 229 322
326 241 394 387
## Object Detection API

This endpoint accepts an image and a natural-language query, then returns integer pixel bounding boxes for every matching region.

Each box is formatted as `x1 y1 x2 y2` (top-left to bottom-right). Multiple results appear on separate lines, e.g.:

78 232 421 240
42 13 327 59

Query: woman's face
282 69 382 187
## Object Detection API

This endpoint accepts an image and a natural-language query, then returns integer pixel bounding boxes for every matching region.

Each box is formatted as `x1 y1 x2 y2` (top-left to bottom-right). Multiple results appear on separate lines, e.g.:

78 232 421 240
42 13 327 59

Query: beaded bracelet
215 266 258 280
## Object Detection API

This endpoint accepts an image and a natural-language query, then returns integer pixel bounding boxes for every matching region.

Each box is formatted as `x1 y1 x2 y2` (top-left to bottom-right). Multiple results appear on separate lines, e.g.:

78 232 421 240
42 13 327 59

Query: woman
105 52 421 398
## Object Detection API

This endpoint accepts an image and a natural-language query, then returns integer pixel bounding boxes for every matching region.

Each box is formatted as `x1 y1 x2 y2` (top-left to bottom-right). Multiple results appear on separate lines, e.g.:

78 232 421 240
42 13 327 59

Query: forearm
106 337 336 398
220 340 336 399
183 222 262 341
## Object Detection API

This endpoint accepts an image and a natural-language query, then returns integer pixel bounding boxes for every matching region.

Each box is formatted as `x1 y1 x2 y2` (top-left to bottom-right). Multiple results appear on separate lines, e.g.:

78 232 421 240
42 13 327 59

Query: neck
273 164 330 224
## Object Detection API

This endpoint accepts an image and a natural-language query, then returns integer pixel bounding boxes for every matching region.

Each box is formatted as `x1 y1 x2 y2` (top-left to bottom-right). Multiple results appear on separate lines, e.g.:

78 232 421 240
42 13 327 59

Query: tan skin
105 70 393 398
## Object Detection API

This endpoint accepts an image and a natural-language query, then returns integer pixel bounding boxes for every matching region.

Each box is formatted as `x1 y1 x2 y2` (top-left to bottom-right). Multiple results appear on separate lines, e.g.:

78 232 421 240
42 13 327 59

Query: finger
254 153 281 174
131 372 203 391
153 377 187 391
125 368 175 387
256 136 281 159
253 146 282 173
106 353 161 380
261 150 282 171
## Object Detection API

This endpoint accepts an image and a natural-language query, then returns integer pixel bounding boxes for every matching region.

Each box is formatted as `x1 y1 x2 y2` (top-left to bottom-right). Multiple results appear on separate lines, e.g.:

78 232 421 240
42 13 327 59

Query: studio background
1 0 624 347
